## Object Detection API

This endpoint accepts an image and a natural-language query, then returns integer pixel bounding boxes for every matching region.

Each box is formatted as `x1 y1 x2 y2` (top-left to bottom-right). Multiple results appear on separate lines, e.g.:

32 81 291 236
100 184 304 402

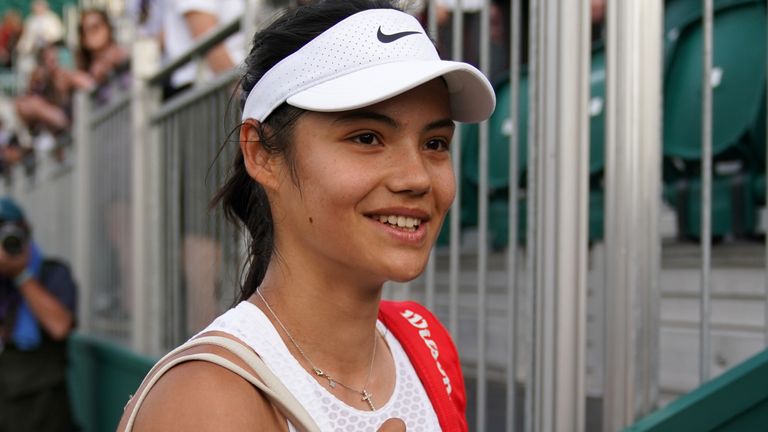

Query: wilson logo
401 309 452 395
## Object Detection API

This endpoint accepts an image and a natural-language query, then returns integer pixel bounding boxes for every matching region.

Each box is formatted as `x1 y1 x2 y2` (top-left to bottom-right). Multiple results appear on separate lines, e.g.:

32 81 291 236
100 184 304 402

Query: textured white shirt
197 301 441 431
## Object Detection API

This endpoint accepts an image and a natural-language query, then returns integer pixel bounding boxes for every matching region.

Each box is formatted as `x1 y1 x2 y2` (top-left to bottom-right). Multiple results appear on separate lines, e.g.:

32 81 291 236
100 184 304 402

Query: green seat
747 92 766 205
664 173 758 239
513 189 605 246
664 0 766 162
461 73 528 193
750 93 766 165
463 48 607 189
753 173 766 204
664 0 762 79
455 73 527 248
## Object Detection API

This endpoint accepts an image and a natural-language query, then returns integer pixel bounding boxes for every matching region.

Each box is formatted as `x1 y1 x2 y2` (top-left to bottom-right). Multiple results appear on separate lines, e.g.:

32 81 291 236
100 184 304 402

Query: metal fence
80 92 134 343
151 71 241 348
5 0 768 431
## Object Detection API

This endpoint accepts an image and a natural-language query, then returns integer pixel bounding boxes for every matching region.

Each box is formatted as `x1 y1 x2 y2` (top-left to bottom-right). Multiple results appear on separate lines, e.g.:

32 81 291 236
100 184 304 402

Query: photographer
0 198 77 432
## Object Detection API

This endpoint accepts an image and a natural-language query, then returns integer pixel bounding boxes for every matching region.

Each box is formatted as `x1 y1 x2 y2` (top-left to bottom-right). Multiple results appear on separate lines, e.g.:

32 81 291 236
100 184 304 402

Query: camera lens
2 234 22 255
0 224 28 256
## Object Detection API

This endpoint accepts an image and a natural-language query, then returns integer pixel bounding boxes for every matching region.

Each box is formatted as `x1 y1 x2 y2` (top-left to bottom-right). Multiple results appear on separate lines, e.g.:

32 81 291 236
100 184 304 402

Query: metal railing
151 70 241 348
80 91 134 343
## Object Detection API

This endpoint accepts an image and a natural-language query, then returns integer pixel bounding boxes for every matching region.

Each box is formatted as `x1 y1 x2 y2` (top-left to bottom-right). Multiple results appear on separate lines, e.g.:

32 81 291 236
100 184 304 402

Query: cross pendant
361 389 375 411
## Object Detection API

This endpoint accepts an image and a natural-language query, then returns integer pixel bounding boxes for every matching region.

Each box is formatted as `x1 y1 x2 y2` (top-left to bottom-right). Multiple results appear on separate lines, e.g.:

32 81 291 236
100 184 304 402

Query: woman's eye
425 138 450 152
353 133 379 145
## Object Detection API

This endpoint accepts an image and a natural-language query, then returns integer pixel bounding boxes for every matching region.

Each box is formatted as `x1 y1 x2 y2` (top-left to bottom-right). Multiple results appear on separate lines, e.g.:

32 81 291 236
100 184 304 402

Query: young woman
119 1 494 430
77 9 128 86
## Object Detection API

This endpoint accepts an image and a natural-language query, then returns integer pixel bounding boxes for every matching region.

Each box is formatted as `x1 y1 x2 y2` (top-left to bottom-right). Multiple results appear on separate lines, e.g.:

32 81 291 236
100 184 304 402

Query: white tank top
197 301 441 431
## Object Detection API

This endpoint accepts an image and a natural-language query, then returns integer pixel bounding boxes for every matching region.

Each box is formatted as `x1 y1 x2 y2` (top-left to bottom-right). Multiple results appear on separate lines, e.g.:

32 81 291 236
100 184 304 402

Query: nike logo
377 26 422 43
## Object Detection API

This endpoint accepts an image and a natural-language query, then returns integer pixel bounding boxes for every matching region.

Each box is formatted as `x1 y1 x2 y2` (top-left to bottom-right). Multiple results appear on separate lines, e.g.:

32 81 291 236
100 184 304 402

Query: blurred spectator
14 1 65 93
592 0 606 24
127 0 165 38
0 197 78 431
161 0 245 97
15 1 64 59
0 10 23 69
14 43 92 144
592 0 606 41
0 118 19 175
77 9 129 86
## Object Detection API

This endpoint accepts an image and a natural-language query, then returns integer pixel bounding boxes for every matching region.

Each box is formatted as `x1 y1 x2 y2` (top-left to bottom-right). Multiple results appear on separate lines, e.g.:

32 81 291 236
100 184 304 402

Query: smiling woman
118 1 494 431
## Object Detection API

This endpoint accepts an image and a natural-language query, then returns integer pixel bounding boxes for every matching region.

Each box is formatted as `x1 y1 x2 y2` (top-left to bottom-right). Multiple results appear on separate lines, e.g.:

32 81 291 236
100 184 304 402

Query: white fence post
527 0 591 430
131 38 162 356
74 91 94 334
603 0 663 429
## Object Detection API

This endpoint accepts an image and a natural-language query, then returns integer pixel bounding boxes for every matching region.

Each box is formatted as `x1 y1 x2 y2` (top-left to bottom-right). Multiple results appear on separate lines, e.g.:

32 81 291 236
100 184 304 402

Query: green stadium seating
458 45 607 248
444 0 768 247
664 0 766 162
753 173 766 204
662 0 766 238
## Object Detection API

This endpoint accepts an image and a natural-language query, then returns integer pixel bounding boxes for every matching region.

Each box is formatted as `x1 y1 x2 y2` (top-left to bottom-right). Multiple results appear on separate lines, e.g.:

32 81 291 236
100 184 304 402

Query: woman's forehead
307 79 452 124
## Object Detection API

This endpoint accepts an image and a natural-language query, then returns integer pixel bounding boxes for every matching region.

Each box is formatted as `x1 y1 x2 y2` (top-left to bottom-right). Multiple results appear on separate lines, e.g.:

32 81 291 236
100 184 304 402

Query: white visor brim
286 60 495 123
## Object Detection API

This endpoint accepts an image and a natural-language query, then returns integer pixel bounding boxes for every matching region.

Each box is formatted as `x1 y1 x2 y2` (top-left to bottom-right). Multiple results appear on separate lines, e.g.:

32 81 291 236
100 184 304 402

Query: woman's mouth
369 214 422 232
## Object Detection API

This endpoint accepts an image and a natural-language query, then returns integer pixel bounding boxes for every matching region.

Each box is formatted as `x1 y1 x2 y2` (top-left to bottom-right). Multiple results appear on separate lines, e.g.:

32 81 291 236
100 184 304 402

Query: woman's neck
252 261 384 374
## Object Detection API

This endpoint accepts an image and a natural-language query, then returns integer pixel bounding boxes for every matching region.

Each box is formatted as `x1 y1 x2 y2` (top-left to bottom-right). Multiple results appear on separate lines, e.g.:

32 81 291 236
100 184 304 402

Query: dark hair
212 0 403 303
77 9 114 72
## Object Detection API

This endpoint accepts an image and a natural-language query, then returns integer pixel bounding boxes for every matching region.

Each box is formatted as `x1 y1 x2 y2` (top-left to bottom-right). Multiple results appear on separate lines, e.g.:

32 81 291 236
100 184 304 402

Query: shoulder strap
122 335 320 432
378 300 468 432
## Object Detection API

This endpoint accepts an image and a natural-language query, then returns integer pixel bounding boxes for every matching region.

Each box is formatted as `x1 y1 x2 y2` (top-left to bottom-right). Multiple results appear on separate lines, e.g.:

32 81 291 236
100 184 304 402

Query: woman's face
81 12 110 52
270 79 456 285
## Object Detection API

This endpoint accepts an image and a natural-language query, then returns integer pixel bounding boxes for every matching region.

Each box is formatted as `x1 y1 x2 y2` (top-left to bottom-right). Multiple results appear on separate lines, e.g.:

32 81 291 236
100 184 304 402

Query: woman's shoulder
118 331 287 432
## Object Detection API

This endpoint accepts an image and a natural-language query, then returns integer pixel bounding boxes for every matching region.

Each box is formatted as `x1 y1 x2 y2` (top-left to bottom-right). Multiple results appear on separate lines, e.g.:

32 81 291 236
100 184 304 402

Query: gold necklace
257 289 379 411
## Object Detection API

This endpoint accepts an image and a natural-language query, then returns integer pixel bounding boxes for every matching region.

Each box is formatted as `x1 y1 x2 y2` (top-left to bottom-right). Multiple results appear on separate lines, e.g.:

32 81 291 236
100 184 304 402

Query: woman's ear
240 119 281 190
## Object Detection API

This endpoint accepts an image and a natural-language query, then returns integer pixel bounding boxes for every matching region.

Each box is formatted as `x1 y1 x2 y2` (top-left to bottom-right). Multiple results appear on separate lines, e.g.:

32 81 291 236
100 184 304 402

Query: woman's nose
385 147 431 196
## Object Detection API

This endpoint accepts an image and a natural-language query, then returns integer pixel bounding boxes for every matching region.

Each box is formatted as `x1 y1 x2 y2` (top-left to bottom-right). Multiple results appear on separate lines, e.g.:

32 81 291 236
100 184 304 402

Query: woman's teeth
375 215 421 231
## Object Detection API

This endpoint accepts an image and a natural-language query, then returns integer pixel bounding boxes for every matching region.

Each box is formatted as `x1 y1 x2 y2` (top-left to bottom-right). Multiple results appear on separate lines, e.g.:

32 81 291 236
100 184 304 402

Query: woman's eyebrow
422 118 455 133
333 111 399 128
333 112 455 134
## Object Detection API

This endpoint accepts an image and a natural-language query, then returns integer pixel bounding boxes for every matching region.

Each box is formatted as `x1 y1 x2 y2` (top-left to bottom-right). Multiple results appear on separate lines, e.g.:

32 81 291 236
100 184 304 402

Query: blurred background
0 0 766 431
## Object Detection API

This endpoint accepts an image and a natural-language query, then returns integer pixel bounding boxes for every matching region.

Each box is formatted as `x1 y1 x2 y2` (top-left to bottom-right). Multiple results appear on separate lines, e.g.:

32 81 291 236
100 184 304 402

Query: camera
0 223 29 256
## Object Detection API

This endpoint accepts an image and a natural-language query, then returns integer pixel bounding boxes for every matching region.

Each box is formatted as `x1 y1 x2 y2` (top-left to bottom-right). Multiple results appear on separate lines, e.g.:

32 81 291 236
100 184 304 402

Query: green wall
68 333 156 432
626 348 768 432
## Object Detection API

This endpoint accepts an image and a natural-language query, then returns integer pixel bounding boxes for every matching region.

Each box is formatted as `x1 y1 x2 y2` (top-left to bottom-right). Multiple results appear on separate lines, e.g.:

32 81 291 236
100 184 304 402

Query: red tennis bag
378 301 467 432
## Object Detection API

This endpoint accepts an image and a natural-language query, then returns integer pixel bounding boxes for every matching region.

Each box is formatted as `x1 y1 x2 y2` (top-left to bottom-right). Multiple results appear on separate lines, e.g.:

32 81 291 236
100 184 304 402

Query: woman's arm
88 44 129 84
183 11 235 74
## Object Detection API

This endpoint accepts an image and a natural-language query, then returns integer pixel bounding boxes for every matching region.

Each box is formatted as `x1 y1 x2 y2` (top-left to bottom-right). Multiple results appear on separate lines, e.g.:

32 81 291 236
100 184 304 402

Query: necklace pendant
328 379 337 388
361 389 375 411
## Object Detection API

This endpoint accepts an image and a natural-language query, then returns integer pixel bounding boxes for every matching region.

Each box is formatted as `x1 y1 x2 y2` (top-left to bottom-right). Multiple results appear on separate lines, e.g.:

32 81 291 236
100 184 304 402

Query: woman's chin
386 263 428 284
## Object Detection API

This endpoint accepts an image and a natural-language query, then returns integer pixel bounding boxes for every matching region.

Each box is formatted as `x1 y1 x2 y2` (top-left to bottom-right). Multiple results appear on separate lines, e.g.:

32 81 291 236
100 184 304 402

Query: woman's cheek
435 165 457 212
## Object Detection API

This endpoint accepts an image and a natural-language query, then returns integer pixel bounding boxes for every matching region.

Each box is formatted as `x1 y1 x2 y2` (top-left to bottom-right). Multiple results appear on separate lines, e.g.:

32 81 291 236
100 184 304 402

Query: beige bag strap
122 335 320 432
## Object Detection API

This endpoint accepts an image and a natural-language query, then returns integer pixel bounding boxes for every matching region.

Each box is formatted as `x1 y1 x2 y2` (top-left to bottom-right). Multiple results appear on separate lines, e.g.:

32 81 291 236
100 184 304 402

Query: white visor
241 8 495 123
